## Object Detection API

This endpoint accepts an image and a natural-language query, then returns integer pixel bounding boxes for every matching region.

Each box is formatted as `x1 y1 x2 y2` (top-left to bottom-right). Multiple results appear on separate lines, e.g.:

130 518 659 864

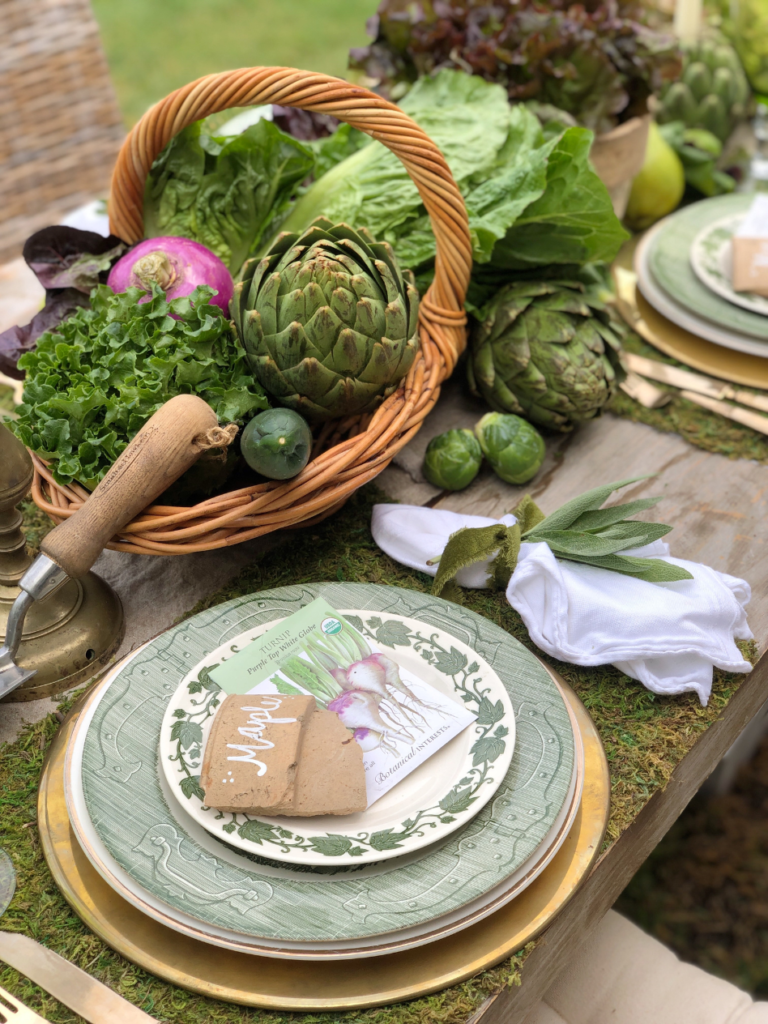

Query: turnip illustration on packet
209 598 477 806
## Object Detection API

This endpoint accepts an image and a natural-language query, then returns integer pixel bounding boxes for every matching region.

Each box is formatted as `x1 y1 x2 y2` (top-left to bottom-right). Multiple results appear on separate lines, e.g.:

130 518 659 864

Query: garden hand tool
0 394 221 699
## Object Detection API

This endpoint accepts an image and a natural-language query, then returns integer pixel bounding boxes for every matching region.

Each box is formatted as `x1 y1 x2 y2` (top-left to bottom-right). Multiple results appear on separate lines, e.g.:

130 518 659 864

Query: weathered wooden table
377 378 768 1023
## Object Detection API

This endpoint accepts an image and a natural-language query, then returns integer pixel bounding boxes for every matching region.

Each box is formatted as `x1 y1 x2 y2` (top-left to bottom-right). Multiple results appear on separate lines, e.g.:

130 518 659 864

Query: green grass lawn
91 0 375 126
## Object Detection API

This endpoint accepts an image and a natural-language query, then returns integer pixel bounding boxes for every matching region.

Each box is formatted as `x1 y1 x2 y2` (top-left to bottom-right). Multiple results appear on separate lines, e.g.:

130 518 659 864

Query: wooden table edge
468 652 768 1023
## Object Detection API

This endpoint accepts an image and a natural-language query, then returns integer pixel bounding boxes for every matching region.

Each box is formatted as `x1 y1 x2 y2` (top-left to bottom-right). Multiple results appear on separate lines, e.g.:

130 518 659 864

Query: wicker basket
30 67 472 555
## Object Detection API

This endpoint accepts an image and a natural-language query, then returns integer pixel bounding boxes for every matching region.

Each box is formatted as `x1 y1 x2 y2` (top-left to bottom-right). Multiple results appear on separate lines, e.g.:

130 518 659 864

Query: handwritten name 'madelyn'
245 625 316 675
373 724 452 785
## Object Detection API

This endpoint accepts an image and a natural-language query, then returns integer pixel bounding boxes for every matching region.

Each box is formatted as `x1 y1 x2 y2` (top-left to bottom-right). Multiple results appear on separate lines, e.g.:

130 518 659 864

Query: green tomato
475 412 545 485
240 408 312 480
423 429 483 491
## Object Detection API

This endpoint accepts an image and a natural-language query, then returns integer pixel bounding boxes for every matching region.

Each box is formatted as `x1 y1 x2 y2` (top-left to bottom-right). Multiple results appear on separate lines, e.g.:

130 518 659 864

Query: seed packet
210 597 476 805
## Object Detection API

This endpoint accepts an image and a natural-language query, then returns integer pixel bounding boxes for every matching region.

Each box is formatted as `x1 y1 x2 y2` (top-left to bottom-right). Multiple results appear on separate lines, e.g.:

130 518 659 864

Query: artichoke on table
468 280 625 432
233 217 420 423
657 32 750 143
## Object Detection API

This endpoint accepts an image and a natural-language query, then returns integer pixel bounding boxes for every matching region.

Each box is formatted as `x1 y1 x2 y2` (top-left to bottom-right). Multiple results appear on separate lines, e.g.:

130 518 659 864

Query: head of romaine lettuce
12 285 268 492
274 70 629 308
144 119 315 275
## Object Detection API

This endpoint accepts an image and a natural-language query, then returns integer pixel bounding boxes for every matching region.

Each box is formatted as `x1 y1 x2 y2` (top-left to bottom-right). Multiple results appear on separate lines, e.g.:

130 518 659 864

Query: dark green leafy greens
276 71 628 304
12 285 268 491
144 119 315 274
349 0 681 134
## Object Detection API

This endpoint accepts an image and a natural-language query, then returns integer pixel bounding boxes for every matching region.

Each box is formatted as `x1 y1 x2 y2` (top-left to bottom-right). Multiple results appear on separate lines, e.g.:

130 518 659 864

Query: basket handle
108 67 472 363
41 396 218 577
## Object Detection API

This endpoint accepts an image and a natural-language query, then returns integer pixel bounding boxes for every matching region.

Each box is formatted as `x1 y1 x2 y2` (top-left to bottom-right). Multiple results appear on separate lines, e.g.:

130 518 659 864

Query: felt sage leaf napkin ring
430 478 693 603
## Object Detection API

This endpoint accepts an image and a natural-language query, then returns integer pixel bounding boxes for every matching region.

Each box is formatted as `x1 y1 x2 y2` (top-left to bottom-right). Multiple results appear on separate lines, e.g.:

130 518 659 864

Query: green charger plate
77 583 574 944
647 193 768 341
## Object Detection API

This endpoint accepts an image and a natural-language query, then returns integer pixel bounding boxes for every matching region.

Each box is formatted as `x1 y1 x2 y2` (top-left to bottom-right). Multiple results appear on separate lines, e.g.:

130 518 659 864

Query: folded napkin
372 504 752 705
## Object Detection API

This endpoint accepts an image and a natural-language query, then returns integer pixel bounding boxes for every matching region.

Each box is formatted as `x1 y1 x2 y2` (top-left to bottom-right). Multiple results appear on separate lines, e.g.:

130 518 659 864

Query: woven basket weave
30 67 472 555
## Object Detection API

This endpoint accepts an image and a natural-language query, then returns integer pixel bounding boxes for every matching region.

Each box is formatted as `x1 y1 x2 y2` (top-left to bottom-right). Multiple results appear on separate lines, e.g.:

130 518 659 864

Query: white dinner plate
159 609 515 867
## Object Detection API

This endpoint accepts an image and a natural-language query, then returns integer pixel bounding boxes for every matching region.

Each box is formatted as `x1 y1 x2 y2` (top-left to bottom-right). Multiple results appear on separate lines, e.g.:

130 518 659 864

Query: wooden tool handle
42 395 219 577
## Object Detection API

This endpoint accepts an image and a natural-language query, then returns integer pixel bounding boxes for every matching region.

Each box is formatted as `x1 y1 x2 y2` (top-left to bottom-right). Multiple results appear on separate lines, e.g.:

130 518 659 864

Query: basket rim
31 66 473 553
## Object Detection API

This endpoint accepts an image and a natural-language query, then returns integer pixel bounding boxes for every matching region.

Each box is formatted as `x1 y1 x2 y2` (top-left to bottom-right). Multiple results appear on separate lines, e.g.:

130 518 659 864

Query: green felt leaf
433 523 520 597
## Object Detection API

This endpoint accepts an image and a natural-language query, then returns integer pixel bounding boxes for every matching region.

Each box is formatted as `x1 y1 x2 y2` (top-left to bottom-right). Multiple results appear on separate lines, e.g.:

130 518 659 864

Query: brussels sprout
240 408 313 480
475 413 545 485
423 429 483 491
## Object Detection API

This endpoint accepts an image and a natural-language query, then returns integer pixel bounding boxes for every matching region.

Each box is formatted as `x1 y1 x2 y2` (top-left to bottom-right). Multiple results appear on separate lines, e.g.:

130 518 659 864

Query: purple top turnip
107 237 234 314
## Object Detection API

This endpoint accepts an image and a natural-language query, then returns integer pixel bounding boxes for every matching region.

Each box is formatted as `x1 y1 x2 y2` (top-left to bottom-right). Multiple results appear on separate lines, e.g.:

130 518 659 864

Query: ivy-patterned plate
690 214 768 318
159 608 515 866
74 584 575 943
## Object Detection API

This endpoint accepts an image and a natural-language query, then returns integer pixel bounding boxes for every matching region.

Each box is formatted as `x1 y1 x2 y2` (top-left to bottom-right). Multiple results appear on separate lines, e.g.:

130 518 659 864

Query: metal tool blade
0 933 156 1024
0 556 69 698
0 650 35 698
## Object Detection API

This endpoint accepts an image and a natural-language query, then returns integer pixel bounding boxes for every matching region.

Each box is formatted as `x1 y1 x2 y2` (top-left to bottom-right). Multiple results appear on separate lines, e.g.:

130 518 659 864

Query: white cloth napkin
371 504 753 705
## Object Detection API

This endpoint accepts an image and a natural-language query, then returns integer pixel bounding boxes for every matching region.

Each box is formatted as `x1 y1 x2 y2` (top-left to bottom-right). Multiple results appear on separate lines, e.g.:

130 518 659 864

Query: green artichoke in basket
467 279 624 432
232 217 420 422
657 32 750 143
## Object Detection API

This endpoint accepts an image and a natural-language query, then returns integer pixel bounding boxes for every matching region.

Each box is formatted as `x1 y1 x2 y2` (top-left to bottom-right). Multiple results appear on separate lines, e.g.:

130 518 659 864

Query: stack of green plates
634 193 768 357
64 583 584 961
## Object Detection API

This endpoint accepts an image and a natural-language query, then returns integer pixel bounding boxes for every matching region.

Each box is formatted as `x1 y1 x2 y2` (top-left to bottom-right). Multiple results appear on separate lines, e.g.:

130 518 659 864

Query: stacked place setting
634 193 768 358
62 582 592 966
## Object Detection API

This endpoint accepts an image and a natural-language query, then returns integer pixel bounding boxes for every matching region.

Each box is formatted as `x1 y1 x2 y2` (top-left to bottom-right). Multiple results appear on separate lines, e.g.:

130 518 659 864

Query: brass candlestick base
0 423 124 702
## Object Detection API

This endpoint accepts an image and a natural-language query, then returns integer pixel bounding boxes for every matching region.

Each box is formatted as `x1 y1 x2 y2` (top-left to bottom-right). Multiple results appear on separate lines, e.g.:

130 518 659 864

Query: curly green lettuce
12 285 268 491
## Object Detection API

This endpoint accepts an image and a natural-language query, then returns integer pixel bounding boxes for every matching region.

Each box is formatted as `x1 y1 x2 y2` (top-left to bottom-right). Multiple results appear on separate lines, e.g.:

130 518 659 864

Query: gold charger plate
613 257 768 391
38 664 608 1011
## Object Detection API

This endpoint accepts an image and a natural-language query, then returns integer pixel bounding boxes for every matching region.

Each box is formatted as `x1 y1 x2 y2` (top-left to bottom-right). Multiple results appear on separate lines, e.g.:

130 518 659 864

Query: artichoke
423 429 483 491
232 217 420 422
475 413 545 485
467 280 624 432
657 32 750 143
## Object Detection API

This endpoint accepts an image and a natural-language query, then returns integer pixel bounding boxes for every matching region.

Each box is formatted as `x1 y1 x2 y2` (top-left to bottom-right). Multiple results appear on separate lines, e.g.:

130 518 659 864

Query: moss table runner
0 486 758 1024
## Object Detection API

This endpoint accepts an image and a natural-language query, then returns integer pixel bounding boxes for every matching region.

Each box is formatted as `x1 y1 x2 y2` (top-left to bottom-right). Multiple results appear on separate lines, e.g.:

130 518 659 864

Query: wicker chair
0 0 124 263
